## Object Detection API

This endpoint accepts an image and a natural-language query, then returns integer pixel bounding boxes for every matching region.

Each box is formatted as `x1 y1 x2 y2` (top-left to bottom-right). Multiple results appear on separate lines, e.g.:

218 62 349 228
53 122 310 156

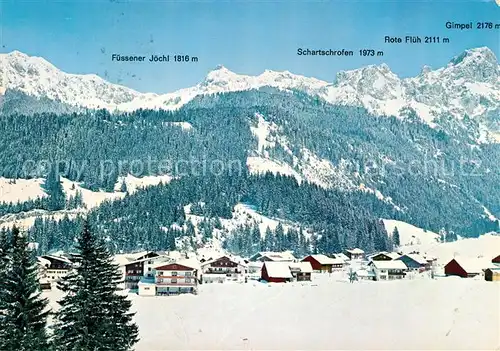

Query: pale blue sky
1 0 499 93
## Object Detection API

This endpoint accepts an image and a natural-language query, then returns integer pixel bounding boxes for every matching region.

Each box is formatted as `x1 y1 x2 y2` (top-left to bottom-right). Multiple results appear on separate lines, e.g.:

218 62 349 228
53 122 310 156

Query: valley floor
45 274 500 351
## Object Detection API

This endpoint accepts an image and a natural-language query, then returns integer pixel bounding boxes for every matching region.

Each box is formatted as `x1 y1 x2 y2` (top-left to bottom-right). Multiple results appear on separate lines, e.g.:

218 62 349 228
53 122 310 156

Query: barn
261 262 293 283
444 259 483 278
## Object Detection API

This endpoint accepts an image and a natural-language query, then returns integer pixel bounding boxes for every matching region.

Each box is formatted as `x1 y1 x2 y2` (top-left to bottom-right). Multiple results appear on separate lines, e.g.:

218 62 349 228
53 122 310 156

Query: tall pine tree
392 226 401 247
0 226 50 351
43 164 66 211
53 221 139 351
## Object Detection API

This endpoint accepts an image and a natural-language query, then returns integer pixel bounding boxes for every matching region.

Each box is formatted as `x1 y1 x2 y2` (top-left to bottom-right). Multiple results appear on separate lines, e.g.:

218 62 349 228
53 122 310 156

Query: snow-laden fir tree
392 226 400 247
43 164 66 211
120 179 128 193
52 221 139 351
0 226 50 351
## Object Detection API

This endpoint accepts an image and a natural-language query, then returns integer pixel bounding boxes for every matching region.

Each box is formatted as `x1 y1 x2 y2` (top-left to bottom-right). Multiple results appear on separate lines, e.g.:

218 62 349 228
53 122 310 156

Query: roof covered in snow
450 258 485 274
121 254 172 267
346 248 365 254
333 253 349 261
402 253 428 265
289 261 313 273
37 256 51 267
355 269 376 277
252 251 296 262
371 260 408 270
138 277 155 285
263 262 293 278
307 254 338 265
42 254 73 264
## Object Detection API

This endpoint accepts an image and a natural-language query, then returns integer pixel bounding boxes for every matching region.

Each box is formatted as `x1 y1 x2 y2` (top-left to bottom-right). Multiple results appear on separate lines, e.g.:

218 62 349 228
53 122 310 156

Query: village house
138 260 199 296
121 254 173 289
368 251 400 261
345 248 365 260
444 258 483 278
397 253 429 271
261 261 294 283
289 262 313 281
369 260 407 281
39 255 73 282
485 267 500 281
249 251 296 262
200 255 247 283
302 254 343 272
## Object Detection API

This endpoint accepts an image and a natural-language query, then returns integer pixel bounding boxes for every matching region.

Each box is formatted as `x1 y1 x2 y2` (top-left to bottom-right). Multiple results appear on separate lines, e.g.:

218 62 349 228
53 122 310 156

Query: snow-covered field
44 274 499 351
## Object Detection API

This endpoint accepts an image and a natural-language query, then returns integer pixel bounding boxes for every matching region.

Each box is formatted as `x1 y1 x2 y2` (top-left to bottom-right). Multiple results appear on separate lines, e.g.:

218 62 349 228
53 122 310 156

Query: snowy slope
183 203 309 240
0 209 81 230
383 218 500 266
0 174 173 209
2 48 499 141
0 177 47 203
247 113 356 189
170 202 313 255
402 232 500 266
61 178 125 209
382 219 440 246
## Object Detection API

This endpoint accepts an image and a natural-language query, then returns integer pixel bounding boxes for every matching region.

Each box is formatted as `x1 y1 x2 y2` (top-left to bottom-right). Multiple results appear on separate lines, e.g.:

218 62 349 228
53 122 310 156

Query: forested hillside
0 88 498 255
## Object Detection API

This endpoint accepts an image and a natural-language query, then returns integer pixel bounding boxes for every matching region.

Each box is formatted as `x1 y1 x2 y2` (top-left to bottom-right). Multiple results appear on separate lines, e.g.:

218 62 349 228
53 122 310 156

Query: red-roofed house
492 255 500 264
138 261 199 296
200 256 247 283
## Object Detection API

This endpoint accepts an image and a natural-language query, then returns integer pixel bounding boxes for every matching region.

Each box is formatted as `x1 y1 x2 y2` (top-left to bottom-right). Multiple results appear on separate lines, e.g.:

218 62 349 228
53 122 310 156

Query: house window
148 267 152 271
172 279 177 284
158 271 163 276
185 278 191 283
185 272 192 277
144 287 150 290
172 272 178 276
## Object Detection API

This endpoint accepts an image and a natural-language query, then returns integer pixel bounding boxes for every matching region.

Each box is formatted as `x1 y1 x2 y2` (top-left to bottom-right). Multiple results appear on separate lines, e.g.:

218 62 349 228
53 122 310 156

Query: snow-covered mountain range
1 47 499 141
